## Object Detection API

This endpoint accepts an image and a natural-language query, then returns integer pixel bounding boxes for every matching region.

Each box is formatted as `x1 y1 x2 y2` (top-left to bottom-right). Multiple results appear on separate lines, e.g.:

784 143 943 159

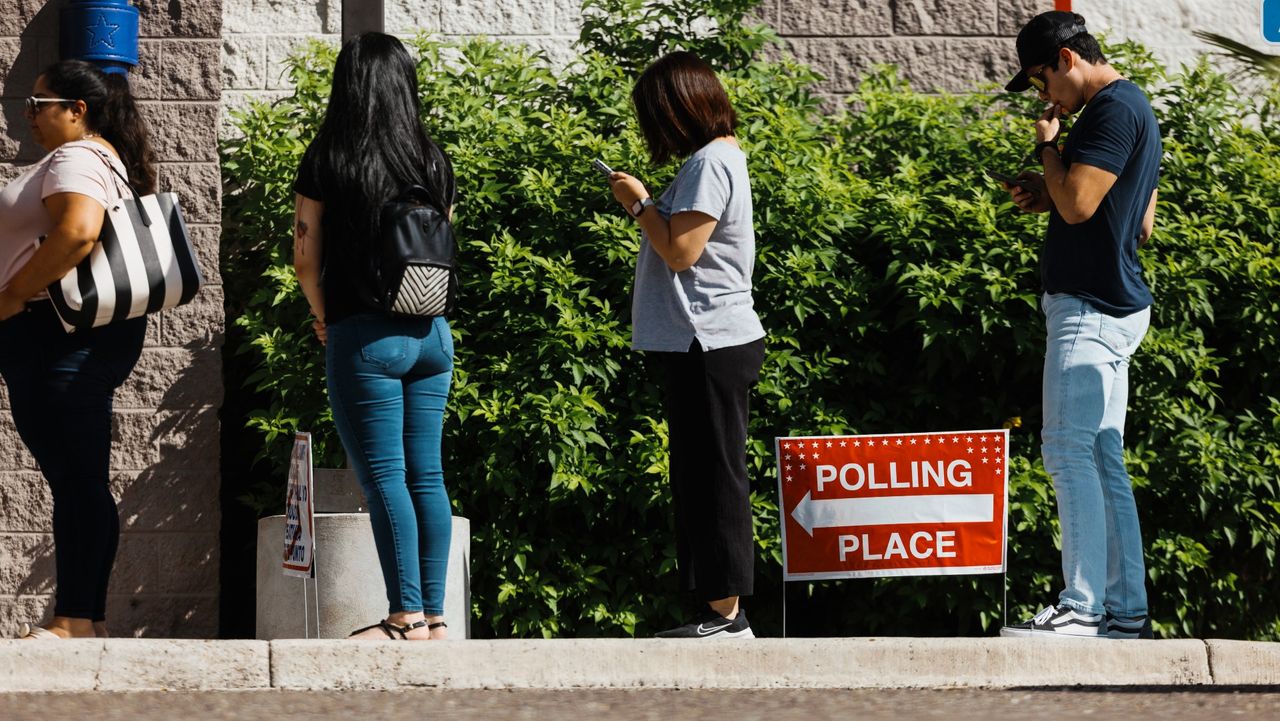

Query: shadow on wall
1 1 62 165
103 331 224 638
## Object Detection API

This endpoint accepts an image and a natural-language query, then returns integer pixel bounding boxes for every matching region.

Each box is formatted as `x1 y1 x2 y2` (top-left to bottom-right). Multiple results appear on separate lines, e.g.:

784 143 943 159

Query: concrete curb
1206 639 1280 685
0 638 1275 692
0 640 270 692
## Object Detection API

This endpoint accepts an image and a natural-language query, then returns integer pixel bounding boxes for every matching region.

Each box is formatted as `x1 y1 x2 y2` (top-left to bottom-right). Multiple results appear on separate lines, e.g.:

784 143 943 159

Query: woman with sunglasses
0 60 156 639
293 32 457 640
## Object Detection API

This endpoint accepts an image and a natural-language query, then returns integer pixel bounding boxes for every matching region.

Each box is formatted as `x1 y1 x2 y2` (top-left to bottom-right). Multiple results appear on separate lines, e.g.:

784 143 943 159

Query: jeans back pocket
356 317 411 372
1098 309 1149 357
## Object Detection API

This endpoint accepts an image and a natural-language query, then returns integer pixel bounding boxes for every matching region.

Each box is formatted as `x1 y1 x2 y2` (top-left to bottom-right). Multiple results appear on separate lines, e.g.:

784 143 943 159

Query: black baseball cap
1006 11 1089 92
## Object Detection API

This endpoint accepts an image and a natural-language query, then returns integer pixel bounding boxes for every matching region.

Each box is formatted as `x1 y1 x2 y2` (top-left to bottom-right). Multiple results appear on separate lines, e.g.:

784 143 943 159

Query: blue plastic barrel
1265 0 1280 43
60 0 140 75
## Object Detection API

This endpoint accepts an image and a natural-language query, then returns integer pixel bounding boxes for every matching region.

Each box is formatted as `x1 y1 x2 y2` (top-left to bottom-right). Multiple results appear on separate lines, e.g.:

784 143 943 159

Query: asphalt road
1 689 1279 720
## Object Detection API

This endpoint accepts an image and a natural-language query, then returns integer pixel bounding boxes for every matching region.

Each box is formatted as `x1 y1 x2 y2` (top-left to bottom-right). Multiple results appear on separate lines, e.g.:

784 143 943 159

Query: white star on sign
811 441 818 448
826 441 832 448
785 465 792 471
997 468 1003 475
925 438 932 444
798 453 806 460
967 447 974 454
800 464 806 470
786 475 793 482
966 436 973 443
840 440 847 447
812 452 820 459
881 439 890 446
982 457 989 464
910 438 917 445
981 435 988 442
853 440 861 447
783 443 791 450
952 436 960 443
895 439 902 445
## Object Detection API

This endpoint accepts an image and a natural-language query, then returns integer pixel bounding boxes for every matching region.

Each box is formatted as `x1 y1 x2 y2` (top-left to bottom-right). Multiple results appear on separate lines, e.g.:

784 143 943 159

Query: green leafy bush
221 0 1280 639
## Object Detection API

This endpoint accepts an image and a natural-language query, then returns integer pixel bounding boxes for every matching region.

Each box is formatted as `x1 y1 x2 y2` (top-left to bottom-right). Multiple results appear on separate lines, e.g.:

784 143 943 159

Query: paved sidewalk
0 638 1277 692
4 689 1280 721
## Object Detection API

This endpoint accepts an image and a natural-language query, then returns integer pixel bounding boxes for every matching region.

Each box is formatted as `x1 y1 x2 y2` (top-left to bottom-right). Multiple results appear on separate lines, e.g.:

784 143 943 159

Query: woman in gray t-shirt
606 51 765 640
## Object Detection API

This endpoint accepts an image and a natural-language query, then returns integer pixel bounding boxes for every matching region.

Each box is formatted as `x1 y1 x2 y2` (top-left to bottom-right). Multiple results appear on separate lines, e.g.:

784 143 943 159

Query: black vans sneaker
1106 613 1154 639
1000 604 1106 638
655 608 755 639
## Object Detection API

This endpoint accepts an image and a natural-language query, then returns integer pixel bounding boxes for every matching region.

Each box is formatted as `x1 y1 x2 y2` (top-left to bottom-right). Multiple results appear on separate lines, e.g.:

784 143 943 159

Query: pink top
0 140 128 294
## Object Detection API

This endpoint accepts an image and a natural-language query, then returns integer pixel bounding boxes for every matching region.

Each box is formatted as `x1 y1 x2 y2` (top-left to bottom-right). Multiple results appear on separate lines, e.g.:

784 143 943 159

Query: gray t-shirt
631 140 766 352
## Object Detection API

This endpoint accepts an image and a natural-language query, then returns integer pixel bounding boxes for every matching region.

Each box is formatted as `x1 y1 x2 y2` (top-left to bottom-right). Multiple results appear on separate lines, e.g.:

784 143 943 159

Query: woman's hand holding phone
606 171 649 209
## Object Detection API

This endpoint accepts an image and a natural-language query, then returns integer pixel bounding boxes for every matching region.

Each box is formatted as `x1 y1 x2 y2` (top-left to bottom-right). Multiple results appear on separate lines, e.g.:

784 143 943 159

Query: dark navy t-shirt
1041 79 1160 316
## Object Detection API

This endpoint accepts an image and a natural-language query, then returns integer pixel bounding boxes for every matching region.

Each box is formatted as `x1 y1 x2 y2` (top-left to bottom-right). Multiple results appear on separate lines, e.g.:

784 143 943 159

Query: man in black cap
998 11 1160 640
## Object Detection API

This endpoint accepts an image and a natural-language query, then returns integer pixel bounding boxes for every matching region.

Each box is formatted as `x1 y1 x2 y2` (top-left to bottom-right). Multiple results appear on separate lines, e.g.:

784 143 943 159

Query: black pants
0 301 145 620
654 337 765 602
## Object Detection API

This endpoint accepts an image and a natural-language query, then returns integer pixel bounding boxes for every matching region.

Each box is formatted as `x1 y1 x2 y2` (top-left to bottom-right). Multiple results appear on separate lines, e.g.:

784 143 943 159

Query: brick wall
1075 0 1270 71
222 1 1053 114
0 0 223 638
767 0 1043 98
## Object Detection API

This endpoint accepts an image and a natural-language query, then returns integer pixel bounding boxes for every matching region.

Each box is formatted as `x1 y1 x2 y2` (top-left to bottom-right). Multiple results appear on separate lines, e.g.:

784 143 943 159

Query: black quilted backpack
362 185 457 318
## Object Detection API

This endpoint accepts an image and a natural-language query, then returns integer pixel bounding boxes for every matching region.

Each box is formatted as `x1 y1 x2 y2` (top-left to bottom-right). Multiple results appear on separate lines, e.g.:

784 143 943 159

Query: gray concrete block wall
221 0 1051 116
1075 0 1272 72
764 0 1046 98
0 0 223 638
222 0 580 116
225 0 1280 103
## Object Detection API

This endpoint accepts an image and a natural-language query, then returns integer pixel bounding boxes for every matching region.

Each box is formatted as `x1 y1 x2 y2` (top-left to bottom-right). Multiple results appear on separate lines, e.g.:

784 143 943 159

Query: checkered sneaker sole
1000 604 1107 639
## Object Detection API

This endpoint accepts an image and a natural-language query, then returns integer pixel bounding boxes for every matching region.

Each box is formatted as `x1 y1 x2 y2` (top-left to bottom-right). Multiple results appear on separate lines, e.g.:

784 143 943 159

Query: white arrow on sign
790 492 994 537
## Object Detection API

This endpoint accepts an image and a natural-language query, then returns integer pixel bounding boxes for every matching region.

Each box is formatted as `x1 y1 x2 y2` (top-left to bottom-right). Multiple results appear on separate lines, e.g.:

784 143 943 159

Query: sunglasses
25 96 76 115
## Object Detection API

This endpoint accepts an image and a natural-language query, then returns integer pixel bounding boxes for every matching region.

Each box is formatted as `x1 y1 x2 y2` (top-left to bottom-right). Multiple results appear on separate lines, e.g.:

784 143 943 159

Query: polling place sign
775 431 1008 580
283 432 316 578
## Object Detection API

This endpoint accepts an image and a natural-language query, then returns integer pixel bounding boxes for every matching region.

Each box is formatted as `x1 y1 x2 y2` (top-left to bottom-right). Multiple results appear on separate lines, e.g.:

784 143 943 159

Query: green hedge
220 0 1280 639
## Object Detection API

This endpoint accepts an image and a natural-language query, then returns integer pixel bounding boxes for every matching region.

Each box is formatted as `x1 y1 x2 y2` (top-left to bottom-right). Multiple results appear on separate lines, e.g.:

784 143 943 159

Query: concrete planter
255 469 470 639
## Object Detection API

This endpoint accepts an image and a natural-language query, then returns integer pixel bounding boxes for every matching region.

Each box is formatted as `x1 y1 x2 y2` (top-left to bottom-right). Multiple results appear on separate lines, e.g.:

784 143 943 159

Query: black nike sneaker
655 608 755 639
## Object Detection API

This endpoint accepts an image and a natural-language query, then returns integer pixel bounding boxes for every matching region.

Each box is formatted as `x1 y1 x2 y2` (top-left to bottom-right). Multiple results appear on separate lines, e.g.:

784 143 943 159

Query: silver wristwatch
630 197 655 217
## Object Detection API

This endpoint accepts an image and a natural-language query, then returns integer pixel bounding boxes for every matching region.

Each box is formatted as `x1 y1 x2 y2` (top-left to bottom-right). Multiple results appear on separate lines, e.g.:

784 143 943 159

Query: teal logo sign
1267 0 1280 43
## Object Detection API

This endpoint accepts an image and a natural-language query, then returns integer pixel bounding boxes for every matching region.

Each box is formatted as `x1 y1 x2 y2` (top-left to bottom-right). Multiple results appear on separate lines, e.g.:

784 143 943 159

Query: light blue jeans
326 313 454 615
1040 292 1150 618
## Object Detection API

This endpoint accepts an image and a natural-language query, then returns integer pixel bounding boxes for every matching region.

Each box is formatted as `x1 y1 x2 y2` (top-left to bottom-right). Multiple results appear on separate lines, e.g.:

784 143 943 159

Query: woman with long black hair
293 32 457 640
606 51 766 639
0 60 156 639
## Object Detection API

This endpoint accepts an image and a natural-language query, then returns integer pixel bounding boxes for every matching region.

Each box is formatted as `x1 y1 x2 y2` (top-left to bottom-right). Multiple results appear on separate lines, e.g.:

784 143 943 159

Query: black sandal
349 618 430 639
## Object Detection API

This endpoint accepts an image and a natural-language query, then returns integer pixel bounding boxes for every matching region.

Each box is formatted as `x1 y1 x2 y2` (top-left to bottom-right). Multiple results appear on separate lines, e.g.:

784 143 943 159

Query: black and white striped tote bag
46 151 203 332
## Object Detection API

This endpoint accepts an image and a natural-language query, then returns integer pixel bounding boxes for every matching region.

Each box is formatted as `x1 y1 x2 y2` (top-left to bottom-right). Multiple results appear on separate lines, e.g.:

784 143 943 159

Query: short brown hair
631 51 737 165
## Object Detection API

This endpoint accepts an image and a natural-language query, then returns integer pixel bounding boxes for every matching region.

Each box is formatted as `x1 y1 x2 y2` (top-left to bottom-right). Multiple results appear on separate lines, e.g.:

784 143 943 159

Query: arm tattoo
295 219 309 255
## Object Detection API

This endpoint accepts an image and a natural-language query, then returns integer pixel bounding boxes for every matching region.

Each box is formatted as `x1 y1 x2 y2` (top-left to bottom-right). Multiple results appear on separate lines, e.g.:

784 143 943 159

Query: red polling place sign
776 430 1008 580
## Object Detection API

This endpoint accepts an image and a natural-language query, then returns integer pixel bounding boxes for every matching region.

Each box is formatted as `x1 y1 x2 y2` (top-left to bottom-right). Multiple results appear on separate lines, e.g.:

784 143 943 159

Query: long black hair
307 32 455 248
41 59 156 195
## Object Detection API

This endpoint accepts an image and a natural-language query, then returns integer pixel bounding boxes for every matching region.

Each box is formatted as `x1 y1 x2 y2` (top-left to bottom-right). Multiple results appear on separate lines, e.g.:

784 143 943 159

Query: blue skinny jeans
326 313 454 616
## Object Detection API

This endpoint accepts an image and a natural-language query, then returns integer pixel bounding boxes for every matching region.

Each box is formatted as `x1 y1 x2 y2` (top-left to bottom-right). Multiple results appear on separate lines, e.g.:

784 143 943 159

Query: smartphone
985 168 1035 192
591 159 614 178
